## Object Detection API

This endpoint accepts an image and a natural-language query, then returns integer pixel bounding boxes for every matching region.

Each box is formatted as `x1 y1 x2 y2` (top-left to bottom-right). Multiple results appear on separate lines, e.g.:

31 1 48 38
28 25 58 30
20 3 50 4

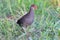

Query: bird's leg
22 27 26 33
26 26 32 40
26 32 33 40
22 25 32 40
22 25 27 33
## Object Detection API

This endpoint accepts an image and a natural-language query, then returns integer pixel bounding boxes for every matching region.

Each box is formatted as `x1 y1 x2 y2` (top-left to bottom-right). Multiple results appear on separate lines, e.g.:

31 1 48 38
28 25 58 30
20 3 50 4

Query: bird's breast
23 15 34 25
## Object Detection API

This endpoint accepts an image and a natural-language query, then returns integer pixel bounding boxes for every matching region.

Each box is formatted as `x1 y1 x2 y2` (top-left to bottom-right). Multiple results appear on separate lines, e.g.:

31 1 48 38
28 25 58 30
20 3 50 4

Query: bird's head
31 4 37 10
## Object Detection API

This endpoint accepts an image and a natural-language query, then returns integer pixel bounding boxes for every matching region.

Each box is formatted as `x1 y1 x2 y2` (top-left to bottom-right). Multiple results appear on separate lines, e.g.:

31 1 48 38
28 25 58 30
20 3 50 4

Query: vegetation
0 0 60 40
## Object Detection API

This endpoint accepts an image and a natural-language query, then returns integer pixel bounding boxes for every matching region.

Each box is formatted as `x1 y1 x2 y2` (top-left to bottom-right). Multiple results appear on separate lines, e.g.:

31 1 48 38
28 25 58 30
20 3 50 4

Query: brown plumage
17 4 37 28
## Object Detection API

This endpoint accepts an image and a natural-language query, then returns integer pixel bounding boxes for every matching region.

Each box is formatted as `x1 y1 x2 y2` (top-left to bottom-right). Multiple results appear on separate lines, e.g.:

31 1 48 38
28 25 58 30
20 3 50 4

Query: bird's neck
29 7 34 15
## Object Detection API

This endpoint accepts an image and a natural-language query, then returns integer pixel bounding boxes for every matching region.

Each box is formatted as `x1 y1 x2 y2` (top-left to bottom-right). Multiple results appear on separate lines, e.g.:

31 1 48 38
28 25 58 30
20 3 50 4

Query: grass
0 0 60 40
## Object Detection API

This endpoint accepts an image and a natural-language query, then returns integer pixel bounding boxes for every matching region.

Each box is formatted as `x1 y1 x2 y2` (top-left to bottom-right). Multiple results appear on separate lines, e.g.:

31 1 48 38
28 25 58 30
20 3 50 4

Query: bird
17 4 37 32
17 4 37 40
